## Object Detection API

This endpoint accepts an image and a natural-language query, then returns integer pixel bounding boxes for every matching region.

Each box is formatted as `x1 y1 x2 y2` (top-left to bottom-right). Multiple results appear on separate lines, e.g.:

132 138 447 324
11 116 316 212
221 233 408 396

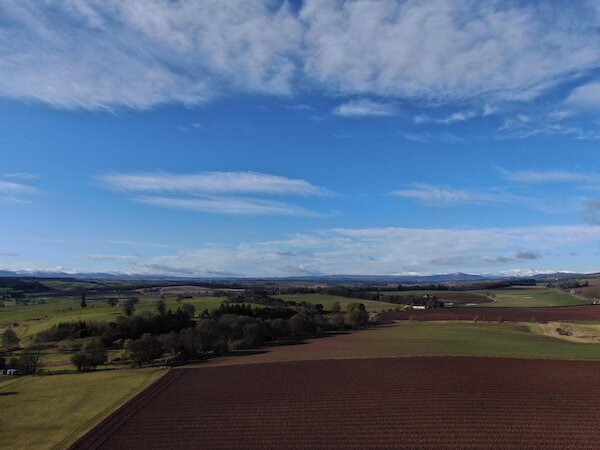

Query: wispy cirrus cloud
414 111 477 125
87 254 139 261
499 168 599 184
135 195 318 217
98 171 331 197
99 171 331 216
499 117 600 141
2 1 600 110
0 176 39 203
391 184 517 206
333 99 396 118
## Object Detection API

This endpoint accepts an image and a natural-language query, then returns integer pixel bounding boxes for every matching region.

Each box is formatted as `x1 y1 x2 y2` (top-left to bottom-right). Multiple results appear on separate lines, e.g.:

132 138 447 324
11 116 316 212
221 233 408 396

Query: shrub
71 352 94 371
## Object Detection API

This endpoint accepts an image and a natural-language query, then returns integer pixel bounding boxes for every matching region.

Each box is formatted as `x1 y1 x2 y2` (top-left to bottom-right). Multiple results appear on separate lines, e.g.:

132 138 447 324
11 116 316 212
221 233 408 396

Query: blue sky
2 0 600 277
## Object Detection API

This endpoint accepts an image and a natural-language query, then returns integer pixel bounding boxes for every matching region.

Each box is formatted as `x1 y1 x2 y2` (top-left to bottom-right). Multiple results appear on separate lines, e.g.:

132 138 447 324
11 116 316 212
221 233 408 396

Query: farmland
377 305 600 322
4 277 600 449
376 286 586 307
0 296 225 340
476 287 586 307
0 368 164 450
273 294 401 312
376 290 492 304
72 358 600 449
198 322 600 365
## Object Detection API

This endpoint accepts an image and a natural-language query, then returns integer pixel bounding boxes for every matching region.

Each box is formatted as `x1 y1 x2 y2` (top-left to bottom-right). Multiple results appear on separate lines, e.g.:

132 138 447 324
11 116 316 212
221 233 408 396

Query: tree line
2 297 370 373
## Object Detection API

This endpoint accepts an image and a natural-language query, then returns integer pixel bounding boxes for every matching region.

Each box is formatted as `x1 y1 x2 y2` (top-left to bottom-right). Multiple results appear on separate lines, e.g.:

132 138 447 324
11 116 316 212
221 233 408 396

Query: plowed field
377 305 600 322
71 357 600 449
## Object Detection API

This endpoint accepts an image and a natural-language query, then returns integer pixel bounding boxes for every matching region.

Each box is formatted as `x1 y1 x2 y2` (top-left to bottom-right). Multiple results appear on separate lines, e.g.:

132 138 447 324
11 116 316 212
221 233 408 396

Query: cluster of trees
3 328 20 349
265 279 539 302
547 280 589 289
31 298 371 370
36 306 196 344
71 338 107 371
120 303 369 368
3 328 45 375
1 346 44 375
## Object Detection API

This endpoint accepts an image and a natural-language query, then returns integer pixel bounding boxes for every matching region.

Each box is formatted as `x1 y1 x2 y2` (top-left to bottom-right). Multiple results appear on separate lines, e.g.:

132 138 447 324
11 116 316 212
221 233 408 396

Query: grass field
474 287 587 307
202 322 600 367
376 287 587 307
0 368 165 449
273 294 402 312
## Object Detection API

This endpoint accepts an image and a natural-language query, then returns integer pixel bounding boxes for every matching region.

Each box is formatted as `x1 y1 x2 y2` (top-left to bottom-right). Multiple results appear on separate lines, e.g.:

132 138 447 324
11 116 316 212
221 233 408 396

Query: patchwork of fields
3 281 600 449
72 358 600 450
197 322 600 364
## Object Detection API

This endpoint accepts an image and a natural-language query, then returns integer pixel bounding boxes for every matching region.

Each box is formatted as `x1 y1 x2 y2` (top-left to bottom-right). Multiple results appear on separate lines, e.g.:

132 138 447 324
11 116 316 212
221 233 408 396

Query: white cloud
333 99 396 117
0 180 38 195
566 82 600 110
414 111 477 125
87 254 139 261
122 224 600 276
483 104 497 116
301 0 600 103
391 184 514 206
135 195 318 216
98 171 331 196
0 177 39 203
1 172 38 180
499 114 600 141
0 1 301 110
1 1 600 109
99 171 331 216
500 168 598 183
548 110 572 120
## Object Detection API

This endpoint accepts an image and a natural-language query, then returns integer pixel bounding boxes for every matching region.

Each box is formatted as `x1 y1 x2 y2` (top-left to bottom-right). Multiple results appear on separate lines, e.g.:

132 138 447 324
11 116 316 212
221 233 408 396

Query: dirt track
71 357 600 449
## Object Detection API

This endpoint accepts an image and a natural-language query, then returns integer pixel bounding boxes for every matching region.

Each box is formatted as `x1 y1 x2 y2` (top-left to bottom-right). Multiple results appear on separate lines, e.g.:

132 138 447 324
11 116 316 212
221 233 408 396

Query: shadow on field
181 327 381 367
0 391 18 396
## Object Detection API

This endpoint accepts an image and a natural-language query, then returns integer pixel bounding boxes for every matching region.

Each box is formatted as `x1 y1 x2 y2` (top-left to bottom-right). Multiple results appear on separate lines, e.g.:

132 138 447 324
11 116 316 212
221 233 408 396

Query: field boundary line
185 353 600 371
51 369 165 450
68 369 186 450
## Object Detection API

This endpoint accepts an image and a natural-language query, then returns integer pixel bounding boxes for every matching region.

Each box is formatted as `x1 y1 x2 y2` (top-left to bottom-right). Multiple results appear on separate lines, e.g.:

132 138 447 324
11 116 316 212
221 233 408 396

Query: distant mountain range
0 269 589 283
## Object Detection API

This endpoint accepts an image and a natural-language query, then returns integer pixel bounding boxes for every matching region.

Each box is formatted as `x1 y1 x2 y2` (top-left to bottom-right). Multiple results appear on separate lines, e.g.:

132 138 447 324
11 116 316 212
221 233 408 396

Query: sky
2 0 600 277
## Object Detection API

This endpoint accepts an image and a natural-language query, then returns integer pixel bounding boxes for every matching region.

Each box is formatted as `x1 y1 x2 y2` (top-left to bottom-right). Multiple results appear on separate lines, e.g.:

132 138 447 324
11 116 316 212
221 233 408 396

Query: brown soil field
71 357 600 449
389 292 491 304
377 305 600 322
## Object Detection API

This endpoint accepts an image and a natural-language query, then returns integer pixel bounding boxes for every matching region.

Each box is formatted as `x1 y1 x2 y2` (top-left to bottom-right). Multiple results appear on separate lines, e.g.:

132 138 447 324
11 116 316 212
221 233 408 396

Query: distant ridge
0 269 588 284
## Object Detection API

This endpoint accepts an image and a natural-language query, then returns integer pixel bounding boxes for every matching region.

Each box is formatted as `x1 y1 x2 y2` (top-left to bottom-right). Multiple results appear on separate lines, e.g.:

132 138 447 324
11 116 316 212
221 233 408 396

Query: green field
375 287 588 307
474 287 587 307
201 321 600 368
273 294 402 312
362 322 600 359
375 290 451 296
0 368 165 449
